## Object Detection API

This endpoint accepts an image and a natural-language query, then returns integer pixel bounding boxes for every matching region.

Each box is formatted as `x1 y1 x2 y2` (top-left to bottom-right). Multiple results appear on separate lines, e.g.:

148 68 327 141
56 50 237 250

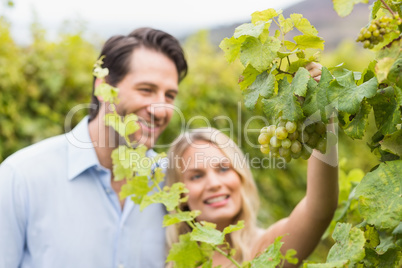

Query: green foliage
0 17 97 162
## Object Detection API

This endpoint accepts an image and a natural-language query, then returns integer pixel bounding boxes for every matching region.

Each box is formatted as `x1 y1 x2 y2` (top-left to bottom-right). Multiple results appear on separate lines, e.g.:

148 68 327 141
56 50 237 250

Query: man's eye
166 94 176 101
140 88 152 93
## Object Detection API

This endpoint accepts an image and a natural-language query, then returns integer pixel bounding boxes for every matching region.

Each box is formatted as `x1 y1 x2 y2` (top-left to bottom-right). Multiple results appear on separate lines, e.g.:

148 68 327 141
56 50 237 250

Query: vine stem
380 0 396 16
213 246 242 268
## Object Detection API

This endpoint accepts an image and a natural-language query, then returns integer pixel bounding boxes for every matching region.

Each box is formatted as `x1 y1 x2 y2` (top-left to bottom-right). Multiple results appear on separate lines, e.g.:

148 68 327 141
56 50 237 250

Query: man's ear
94 78 104 102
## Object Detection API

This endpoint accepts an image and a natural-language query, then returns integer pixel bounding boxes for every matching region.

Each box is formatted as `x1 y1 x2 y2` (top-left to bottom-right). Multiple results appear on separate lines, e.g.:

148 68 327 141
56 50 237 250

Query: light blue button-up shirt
0 116 167 268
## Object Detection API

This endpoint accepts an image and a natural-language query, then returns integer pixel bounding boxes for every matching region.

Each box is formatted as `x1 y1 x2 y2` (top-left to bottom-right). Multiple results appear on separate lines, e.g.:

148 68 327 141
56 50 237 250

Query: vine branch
380 0 396 16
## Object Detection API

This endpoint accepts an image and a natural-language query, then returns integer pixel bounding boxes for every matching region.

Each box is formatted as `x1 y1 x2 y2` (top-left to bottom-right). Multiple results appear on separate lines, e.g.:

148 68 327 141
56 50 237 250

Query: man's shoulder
1 134 68 169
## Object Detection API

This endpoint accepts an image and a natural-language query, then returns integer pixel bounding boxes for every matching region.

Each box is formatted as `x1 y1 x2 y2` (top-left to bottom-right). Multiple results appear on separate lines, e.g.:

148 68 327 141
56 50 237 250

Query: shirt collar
65 116 159 180
66 116 100 180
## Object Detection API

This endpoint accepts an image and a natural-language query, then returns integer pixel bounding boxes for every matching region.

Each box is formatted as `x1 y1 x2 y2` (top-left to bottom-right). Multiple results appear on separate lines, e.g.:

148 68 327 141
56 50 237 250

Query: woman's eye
190 174 202 181
219 166 230 172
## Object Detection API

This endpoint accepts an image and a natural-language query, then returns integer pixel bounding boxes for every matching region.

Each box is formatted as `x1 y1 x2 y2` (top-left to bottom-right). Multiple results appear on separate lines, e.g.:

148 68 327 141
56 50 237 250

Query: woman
165 129 338 267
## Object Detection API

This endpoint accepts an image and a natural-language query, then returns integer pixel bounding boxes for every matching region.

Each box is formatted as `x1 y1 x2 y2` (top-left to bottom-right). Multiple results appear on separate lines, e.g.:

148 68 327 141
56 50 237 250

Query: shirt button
118 264 124 268
106 188 113 194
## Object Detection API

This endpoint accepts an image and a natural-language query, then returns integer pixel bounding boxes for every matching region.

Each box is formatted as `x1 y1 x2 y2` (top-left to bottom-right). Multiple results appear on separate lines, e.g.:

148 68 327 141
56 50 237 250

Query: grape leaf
250 236 283 268
234 21 270 39
219 36 246 63
291 67 311 97
111 146 134 181
239 64 260 90
377 248 402 268
120 175 152 203
190 222 224 245
333 0 369 17
304 261 348 268
222 220 244 235
94 82 119 103
293 35 324 50
240 36 281 72
375 57 395 83
140 182 188 211
278 14 293 34
262 77 304 122
104 113 140 139
251 8 281 24
381 129 402 157
302 67 333 122
163 210 201 227
153 167 165 184
328 71 377 114
368 86 401 135
364 225 380 249
326 223 366 265
376 234 395 254
370 0 382 19
243 70 275 110
387 57 402 89
344 100 371 139
290 14 318 36
166 233 211 268
354 160 402 230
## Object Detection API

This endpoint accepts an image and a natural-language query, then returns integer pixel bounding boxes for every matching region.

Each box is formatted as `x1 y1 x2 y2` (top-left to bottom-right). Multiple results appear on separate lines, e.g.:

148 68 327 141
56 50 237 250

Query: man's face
113 47 179 149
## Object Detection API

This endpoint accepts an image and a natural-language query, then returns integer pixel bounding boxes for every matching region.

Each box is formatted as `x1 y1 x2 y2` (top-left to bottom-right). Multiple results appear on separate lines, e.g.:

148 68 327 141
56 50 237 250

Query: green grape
297 121 304 131
279 147 291 158
270 136 282 147
307 132 320 148
269 144 279 154
368 24 377 32
285 121 297 134
300 147 312 160
316 137 327 154
275 126 288 140
260 126 269 134
281 138 292 149
290 140 302 154
267 125 276 137
363 31 372 39
277 120 286 127
258 133 271 145
270 151 280 158
260 144 270 154
315 122 326 135
305 123 315 134
288 130 299 141
291 150 303 159
373 29 380 37
299 131 310 143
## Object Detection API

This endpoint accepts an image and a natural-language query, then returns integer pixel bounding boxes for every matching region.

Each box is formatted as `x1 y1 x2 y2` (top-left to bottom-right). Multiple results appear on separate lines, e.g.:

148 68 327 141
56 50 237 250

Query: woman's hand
305 62 322 82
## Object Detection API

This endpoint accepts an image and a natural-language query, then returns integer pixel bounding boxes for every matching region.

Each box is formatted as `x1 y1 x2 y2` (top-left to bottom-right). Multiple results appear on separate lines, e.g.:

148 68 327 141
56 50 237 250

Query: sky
2 0 304 44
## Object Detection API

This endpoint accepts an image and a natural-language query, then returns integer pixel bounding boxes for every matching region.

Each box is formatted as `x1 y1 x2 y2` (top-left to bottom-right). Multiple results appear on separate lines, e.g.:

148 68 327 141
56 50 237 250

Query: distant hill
202 0 371 51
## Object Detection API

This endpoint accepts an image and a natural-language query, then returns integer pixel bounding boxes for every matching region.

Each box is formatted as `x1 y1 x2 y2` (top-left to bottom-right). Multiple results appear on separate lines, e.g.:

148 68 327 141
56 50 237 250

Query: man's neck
88 116 116 170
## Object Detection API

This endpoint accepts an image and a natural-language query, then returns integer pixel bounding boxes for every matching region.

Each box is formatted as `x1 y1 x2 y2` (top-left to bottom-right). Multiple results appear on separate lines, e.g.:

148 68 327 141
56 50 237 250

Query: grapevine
220 0 402 267
94 0 402 266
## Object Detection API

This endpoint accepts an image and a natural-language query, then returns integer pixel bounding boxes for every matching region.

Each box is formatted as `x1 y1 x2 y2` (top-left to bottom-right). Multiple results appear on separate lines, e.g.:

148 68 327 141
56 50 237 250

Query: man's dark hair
89 27 188 120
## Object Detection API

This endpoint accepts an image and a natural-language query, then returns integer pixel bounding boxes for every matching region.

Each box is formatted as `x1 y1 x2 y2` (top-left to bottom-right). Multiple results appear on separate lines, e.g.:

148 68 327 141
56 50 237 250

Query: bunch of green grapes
258 119 333 163
356 15 401 49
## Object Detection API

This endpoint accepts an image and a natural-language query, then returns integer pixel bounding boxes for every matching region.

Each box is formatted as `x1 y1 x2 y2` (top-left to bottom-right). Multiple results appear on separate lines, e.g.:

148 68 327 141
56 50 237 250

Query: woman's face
180 141 242 230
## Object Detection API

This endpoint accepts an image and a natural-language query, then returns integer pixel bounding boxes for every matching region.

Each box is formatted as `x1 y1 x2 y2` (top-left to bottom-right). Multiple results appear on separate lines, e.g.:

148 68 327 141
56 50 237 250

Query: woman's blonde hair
165 128 260 263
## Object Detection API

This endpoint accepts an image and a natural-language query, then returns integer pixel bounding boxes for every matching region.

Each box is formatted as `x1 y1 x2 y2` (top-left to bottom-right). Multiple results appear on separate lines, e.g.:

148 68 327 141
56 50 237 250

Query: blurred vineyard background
0 0 383 263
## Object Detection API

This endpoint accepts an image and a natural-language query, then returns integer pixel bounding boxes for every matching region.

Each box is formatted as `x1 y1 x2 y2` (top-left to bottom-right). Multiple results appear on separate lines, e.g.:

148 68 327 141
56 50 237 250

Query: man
0 27 188 268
